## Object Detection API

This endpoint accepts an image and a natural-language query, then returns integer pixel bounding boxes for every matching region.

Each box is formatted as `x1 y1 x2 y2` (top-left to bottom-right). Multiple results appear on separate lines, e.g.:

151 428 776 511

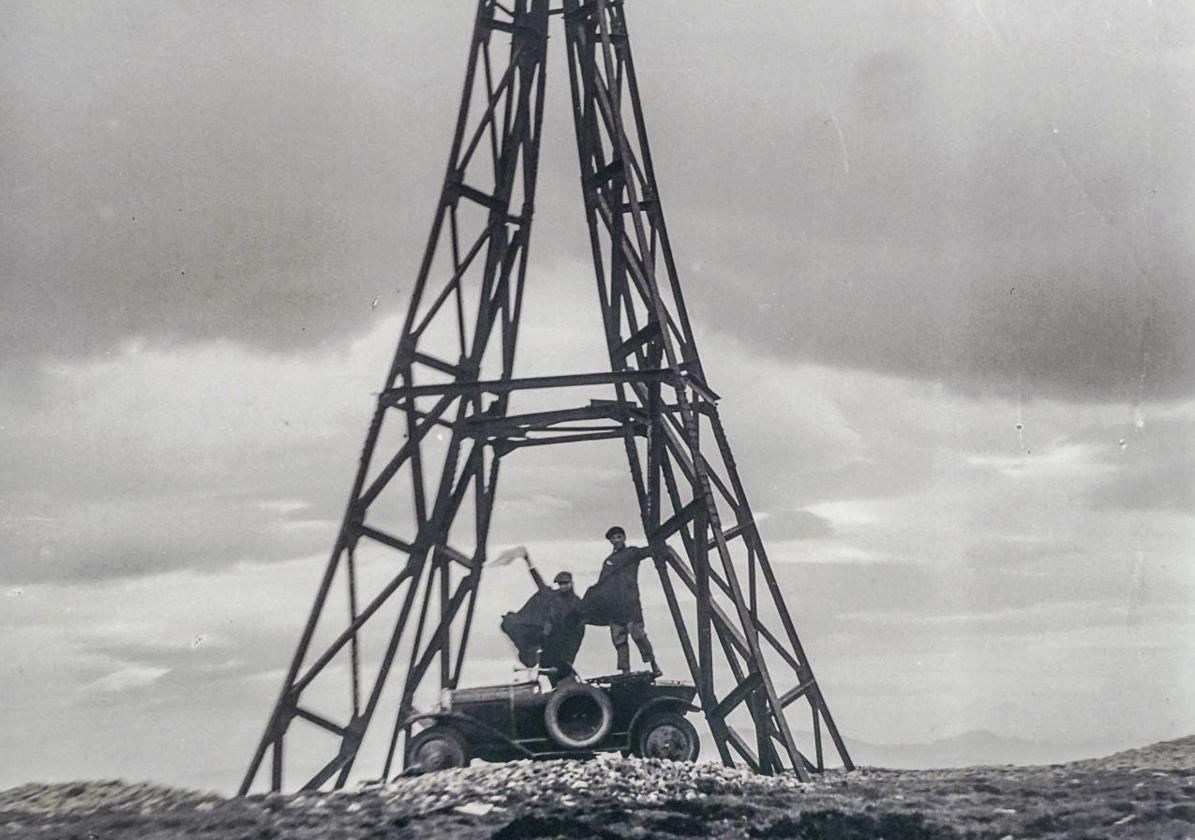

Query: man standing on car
493 547 584 684
581 525 662 678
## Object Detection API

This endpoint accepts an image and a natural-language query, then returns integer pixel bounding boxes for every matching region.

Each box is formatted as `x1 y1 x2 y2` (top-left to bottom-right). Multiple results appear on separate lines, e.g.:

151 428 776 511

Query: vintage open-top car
404 670 700 772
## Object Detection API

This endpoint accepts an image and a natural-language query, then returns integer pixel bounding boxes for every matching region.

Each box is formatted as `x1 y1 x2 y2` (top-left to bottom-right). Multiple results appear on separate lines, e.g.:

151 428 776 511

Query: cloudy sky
2 0 1193 792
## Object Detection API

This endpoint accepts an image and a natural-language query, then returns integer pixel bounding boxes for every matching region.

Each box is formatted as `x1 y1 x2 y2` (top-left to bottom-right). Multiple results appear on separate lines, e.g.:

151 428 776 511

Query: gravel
1 737 1192 839
358 752 816 819
0 780 220 816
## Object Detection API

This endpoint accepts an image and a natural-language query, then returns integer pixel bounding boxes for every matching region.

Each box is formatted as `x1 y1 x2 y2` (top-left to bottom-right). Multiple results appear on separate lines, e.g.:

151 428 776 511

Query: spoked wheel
405 725 469 773
636 712 700 762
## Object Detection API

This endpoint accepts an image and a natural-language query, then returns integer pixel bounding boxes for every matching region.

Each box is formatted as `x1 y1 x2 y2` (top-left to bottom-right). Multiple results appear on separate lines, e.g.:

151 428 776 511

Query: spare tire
543 682 614 749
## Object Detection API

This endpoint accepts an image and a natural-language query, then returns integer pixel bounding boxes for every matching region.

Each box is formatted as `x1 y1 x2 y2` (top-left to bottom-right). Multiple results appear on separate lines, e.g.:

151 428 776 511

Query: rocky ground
2 737 1193 839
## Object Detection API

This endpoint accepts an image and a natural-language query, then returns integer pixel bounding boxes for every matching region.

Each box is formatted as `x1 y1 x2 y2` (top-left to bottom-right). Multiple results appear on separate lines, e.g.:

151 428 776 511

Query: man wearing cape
493 547 584 684
579 526 662 677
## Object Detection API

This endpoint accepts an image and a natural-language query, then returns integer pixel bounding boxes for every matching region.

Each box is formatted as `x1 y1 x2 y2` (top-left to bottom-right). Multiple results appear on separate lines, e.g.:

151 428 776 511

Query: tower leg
241 0 551 793
561 0 851 777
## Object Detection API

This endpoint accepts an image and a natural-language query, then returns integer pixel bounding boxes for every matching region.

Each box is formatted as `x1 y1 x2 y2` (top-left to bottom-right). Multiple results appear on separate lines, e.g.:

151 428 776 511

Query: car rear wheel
636 711 699 762
544 682 615 749
406 725 468 773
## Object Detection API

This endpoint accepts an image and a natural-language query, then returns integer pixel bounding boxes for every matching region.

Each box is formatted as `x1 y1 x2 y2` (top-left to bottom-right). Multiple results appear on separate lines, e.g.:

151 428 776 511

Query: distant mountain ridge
806 728 1122 769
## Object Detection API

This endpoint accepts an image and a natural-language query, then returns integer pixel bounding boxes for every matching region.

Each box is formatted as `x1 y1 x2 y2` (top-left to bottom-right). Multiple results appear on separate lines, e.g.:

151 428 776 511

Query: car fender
628 696 700 740
404 711 449 729
404 711 535 757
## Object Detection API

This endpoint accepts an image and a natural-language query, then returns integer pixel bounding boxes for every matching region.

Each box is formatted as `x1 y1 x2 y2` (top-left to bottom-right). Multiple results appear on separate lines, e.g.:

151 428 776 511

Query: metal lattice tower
242 0 852 793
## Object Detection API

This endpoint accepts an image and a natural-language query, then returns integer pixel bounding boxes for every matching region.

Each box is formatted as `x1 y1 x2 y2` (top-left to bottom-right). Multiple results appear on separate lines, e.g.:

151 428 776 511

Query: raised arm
527 561 548 593
487 545 547 592
605 544 654 575
517 547 548 592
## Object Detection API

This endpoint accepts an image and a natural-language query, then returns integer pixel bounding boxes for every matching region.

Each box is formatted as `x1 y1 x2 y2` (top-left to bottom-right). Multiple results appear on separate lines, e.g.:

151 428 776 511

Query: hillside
1 736 1192 839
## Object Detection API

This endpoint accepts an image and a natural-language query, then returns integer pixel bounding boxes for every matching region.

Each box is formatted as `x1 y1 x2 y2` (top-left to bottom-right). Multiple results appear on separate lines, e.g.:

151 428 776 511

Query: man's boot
649 659 663 679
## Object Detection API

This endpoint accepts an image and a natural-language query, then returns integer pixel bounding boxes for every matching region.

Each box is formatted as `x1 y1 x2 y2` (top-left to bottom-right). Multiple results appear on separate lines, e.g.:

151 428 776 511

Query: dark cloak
500 588 585 676
580 545 653 626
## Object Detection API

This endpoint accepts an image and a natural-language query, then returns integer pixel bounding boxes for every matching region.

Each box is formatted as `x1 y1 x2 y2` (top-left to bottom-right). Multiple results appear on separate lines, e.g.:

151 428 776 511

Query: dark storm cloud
0 334 375 584
0 487 337 584
4 1 1192 403
1 2 471 358
0 413 352 584
626 1 1195 402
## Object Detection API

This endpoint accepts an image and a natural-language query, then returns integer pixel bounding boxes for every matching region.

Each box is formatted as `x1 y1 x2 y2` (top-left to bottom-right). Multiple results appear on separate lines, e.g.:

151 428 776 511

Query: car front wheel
406 724 469 773
635 711 700 762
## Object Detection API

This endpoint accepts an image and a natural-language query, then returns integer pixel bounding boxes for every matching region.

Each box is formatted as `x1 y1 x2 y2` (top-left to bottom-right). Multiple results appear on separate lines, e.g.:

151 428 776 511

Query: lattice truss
242 0 852 793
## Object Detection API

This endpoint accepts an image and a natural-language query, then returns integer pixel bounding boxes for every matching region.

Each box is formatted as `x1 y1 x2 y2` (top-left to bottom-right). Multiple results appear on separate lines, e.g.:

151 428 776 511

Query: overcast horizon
2 0 1193 793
